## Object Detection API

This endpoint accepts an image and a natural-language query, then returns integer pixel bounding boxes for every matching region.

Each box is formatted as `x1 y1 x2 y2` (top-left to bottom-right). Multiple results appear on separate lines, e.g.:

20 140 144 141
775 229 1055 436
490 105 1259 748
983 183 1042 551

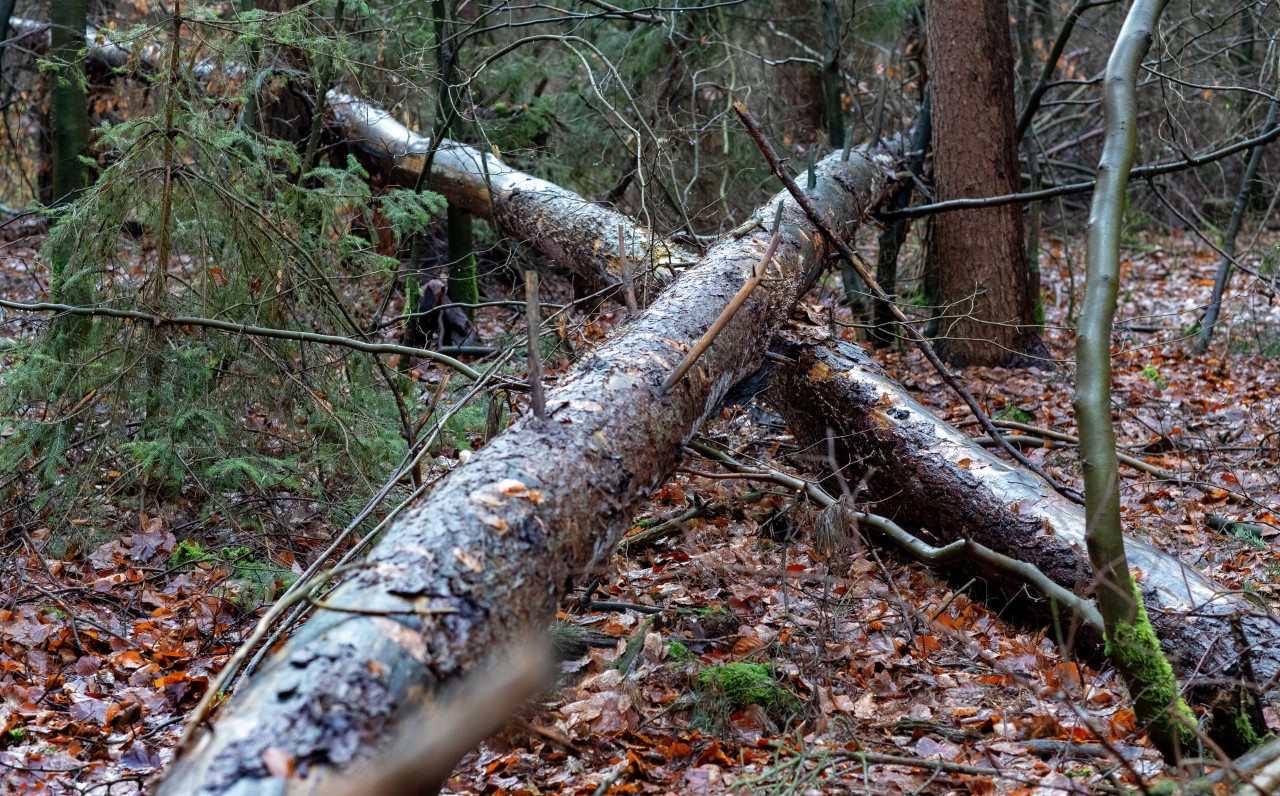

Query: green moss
995 402 1034 424
169 539 207 569
666 642 691 661
1232 703 1265 749
1104 587 1198 759
697 663 798 713
167 542 294 610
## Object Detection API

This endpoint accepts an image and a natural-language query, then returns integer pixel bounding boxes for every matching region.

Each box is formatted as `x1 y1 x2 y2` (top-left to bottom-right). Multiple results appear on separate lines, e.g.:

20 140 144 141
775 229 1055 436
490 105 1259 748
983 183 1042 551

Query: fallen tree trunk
768 334 1278 735
154 151 892 794
9 15 686 305
327 93 698 304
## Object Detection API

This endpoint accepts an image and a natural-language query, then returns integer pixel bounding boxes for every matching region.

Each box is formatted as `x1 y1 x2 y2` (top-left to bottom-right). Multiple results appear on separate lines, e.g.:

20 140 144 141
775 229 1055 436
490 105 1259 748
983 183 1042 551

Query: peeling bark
154 152 892 795
327 94 699 305
769 335 1279 714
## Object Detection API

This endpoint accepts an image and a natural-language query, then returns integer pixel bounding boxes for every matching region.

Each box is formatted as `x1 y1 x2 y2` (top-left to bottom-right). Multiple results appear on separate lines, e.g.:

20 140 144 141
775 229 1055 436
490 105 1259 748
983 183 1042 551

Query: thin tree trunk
154 148 892 795
819 0 845 149
1076 0 1265 761
770 334 1277 756
433 0 479 314
872 90 930 347
0 1 18 65
1195 96 1280 352
924 0 1040 365
49 0 90 206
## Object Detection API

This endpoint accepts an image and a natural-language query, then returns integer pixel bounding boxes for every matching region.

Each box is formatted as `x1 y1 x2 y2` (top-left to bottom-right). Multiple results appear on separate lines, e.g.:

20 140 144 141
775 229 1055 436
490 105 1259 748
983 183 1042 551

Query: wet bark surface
328 94 699 305
154 152 892 795
769 335 1279 709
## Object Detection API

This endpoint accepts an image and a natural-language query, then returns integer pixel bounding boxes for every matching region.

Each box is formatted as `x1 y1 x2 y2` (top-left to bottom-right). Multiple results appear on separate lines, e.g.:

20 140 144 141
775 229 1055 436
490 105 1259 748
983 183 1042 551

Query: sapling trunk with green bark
1075 0 1266 762
47 0 92 352
50 0 90 207
434 0 479 315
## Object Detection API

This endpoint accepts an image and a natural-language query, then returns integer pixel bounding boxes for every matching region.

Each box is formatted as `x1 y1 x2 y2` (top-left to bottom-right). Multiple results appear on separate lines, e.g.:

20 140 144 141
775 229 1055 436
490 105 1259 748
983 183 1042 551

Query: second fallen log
769 334 1277 753
328 93 698 304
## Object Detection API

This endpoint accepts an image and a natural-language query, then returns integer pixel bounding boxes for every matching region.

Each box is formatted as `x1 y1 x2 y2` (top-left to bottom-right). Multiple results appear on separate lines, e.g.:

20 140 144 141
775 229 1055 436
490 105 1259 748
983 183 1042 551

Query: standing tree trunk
47 0 92 351
924 0 1040 365
872 91 930 347
434 0 479 314
1195 95 1280 352
50 0 90 206
819 0 845 149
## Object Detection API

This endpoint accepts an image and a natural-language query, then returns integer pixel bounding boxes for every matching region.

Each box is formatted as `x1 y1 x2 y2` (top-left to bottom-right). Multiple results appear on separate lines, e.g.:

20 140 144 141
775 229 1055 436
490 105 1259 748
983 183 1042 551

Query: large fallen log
327 93 698 304
154 151 892 794
768 334 1278 732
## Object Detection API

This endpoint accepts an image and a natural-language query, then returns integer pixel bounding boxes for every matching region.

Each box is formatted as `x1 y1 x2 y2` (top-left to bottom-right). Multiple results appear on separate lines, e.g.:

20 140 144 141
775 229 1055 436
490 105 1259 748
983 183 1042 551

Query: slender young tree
924 0 1040 365
1195 96 1280 352
1079 0 1268 757
1074 0 1268 761
819 0 845 149
434 0 479 315
50 0 90 206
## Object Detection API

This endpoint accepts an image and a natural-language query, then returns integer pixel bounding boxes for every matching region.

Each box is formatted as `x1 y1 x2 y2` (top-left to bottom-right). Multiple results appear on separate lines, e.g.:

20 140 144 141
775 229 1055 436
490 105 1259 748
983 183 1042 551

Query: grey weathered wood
328 93 698 304
769 336 1279 711
155 151 892 795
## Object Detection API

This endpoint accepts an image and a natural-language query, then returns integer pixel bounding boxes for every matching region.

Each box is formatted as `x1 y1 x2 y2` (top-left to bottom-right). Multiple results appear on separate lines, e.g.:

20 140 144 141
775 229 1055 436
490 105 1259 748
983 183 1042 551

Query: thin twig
971 419 1266 507
662 214 783 390
232 353 514 689
884 117 1280 220
175 562 372 753
618 222 638 314
686 440 1103 633
1143 178 1277 297
0 298 491 382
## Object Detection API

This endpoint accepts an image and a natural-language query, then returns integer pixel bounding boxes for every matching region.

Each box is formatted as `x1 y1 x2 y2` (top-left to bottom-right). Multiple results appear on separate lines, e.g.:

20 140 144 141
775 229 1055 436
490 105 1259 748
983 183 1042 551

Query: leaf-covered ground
1 227 1277 794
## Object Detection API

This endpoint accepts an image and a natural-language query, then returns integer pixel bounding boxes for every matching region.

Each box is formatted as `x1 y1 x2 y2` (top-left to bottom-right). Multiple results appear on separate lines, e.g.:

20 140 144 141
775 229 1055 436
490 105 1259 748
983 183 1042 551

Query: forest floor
1 225 1278 795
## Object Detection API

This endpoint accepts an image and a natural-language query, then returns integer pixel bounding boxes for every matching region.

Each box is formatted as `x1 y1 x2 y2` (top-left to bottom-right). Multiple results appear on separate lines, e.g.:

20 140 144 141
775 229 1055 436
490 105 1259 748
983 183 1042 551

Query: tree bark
154 150 892 795
327 94 698 306
50 0 90 205
924 0 1040 365
1195 95 1280 352
768 334 1277 752
432 0 480 316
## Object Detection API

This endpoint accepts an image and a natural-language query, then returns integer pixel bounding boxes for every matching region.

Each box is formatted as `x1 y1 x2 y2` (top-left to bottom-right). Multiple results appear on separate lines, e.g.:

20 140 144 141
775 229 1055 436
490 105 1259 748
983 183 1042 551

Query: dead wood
768 333 1280 718
153 151 892 795
327 93 699 304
